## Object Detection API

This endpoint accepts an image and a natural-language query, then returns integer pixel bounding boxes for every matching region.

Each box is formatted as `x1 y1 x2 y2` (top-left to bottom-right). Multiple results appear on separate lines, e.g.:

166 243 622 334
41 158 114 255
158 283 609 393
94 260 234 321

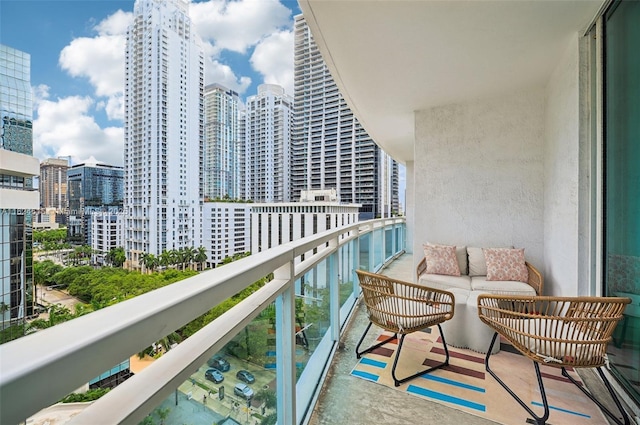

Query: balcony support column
275 260 296 425
329 238 340 341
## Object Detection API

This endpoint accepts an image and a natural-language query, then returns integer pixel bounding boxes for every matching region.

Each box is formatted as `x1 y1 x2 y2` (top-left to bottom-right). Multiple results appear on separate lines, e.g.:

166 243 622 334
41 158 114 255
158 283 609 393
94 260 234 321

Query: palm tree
183 246 196 270
159 250 172 270
195 246 207 271
107 247 126 268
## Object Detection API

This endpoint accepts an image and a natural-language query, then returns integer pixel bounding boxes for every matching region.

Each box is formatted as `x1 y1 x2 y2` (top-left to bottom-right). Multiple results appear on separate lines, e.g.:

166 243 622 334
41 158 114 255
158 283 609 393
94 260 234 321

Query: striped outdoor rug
351 328 611 425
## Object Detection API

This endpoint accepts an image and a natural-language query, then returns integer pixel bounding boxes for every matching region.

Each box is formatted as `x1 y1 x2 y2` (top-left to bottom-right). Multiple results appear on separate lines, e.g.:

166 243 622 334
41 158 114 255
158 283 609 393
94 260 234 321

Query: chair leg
391 324 450 387
561 367 630 425
355 321 397 359
485 332 550 425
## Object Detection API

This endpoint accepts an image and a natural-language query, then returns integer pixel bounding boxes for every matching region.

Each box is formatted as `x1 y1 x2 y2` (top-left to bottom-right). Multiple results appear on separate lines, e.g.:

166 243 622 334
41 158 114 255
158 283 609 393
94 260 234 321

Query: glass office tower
0 45 39 341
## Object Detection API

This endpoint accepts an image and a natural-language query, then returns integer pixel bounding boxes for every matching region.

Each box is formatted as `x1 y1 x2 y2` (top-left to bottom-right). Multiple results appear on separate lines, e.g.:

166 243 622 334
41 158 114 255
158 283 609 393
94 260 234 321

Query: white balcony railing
0 217 406 425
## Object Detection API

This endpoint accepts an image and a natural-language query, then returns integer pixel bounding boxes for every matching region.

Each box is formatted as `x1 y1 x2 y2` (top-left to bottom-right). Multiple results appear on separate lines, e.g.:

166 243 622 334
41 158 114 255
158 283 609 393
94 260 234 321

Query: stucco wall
413 88 545 278
544 35 582 296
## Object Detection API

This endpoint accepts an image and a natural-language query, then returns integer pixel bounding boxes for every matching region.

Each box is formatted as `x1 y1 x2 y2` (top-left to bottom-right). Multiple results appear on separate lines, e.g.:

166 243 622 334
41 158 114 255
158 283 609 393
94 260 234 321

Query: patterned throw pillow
423 244 461 276
484 248 529 282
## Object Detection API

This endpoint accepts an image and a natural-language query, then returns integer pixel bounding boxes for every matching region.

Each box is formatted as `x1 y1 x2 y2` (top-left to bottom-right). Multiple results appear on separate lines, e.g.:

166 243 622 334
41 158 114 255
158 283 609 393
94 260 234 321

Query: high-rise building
124 0 204 268
292 15 399 219
39 158 68 210
203 83 241 200
244 84 293 202
0 44 39 336
67 162 124 243
67 163 124 214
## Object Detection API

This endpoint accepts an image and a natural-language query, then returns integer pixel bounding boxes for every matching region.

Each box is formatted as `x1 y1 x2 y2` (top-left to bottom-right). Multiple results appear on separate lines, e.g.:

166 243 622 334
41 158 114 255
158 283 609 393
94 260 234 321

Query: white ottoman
440 288 469 349
466 291 499 354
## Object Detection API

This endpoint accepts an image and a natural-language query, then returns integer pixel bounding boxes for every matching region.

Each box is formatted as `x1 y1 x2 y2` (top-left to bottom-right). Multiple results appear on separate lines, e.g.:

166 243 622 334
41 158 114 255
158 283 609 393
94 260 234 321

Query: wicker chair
355 270 455 387
477 295 632 425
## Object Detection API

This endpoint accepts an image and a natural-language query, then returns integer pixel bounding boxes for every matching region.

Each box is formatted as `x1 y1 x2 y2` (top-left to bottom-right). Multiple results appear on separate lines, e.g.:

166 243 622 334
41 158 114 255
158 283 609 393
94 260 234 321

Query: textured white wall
544 36 582 296
413 88 545 276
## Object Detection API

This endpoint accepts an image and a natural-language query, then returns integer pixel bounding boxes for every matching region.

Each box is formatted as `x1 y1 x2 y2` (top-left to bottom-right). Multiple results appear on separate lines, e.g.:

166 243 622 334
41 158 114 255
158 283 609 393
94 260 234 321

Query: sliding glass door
604 0 640 405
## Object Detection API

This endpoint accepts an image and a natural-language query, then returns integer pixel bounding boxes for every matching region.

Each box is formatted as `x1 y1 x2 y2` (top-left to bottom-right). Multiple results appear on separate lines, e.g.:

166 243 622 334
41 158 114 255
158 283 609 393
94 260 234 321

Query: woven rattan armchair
477 295 632 425
355 270 455 387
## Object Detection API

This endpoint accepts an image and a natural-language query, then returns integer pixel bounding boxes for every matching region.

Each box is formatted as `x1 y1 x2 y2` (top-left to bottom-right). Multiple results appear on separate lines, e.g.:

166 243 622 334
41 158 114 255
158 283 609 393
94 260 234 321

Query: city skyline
0 0 301 167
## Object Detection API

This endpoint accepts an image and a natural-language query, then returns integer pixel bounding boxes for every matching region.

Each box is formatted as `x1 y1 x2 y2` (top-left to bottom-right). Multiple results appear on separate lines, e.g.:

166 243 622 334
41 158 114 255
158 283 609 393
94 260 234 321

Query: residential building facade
291 15 399 219
244 84 293 203
203 83 241 200
251 189 360 254
90 212 124 266
124 0 204 268
39 158 68 210
201 202 250 268
0 45 39 336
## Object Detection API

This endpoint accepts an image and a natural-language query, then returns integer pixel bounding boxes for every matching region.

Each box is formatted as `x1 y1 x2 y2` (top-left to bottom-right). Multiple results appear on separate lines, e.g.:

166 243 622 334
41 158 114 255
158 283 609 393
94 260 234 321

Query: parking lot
169 354 277 424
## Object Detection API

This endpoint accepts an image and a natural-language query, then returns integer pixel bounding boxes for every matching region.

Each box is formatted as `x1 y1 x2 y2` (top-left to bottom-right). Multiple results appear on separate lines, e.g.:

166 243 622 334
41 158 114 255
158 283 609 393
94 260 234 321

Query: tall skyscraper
204 83 241 200
244 84 293 202
39 157 68 210
124 0 204 268
292 15 399 218
0 44 39 336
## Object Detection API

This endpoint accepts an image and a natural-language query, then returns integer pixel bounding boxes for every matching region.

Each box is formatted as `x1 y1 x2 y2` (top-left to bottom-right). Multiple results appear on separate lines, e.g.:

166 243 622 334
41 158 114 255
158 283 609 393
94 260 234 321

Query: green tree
107 247 126 268
154 407 170 425
195 246 208 271
33 260 63 286
140 253 159 274
255 388 276 409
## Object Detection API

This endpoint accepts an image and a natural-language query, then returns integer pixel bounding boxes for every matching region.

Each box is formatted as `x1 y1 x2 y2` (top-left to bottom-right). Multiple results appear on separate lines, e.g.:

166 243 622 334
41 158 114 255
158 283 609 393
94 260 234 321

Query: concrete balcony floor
307 254 631 425
308 254 498 425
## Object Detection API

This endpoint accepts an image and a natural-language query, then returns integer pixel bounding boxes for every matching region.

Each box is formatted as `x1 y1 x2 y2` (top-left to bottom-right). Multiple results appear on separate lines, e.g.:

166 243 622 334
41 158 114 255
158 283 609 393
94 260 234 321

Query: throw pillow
423 244 461 276
484 248 529 282
427 242 468 275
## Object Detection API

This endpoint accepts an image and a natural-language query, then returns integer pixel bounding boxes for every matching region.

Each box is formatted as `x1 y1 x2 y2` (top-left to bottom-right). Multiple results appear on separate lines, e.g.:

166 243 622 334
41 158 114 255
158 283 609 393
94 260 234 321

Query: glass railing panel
359 233 370 271
385 228 393 261
139 313 279 425
373 228 384 270
338 241 355 307
295 267 330 367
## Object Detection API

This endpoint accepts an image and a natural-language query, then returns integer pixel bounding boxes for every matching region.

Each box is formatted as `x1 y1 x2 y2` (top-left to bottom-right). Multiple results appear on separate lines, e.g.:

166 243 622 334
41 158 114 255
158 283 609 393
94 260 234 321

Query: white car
234 383 254 400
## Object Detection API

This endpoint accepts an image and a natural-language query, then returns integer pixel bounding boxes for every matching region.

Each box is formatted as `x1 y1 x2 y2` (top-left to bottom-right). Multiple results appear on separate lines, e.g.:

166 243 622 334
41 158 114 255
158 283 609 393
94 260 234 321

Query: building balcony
1 218 408 425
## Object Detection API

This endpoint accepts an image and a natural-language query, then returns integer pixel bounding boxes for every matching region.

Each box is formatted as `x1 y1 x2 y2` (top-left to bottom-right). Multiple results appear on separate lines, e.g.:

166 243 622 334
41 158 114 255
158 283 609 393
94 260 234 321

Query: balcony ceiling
298 0 603 163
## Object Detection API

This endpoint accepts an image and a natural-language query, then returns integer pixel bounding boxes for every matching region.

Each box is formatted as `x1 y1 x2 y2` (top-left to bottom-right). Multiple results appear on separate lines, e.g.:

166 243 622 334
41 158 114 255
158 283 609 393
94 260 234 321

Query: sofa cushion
468 247 488 277
484 248 528 282
419 273 471 292
471 276 536 295
423 244 461 276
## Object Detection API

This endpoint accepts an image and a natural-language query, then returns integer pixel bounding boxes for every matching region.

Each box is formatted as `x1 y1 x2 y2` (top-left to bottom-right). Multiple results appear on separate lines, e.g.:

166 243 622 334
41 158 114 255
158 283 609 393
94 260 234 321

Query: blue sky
1 0 301 166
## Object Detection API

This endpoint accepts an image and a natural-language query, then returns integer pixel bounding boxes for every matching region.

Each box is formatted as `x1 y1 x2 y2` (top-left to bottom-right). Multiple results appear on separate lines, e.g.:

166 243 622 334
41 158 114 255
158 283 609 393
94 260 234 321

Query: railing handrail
0 217 405 424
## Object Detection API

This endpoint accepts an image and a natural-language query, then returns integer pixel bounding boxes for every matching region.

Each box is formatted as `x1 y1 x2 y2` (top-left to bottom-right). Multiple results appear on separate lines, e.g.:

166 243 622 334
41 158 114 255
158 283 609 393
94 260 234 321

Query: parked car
207 355 230 372
236 369 255 384
205 368 224 384
234 383 254 400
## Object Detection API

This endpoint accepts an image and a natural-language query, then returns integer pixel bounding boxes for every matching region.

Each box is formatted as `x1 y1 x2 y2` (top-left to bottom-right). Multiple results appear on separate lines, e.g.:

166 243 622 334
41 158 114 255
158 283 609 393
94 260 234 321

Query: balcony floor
309 254 498 425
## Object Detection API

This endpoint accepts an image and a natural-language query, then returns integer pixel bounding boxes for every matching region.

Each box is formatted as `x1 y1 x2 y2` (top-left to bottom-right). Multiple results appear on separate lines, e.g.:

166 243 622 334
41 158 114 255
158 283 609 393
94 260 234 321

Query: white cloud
33 96 124 166
250 30 294 96
204 58 252 94
191 0 291 55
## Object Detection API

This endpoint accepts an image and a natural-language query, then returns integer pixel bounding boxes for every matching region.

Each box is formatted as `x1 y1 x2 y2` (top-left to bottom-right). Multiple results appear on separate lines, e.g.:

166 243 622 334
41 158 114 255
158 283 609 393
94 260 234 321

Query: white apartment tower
244 84 293 202
204 83 241 200
292 15 399 219
124 0 204 267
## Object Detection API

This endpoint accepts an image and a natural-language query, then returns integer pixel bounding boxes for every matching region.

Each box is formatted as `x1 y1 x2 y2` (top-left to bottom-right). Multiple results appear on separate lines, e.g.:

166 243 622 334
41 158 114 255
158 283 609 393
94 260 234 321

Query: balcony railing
0 217 406 425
